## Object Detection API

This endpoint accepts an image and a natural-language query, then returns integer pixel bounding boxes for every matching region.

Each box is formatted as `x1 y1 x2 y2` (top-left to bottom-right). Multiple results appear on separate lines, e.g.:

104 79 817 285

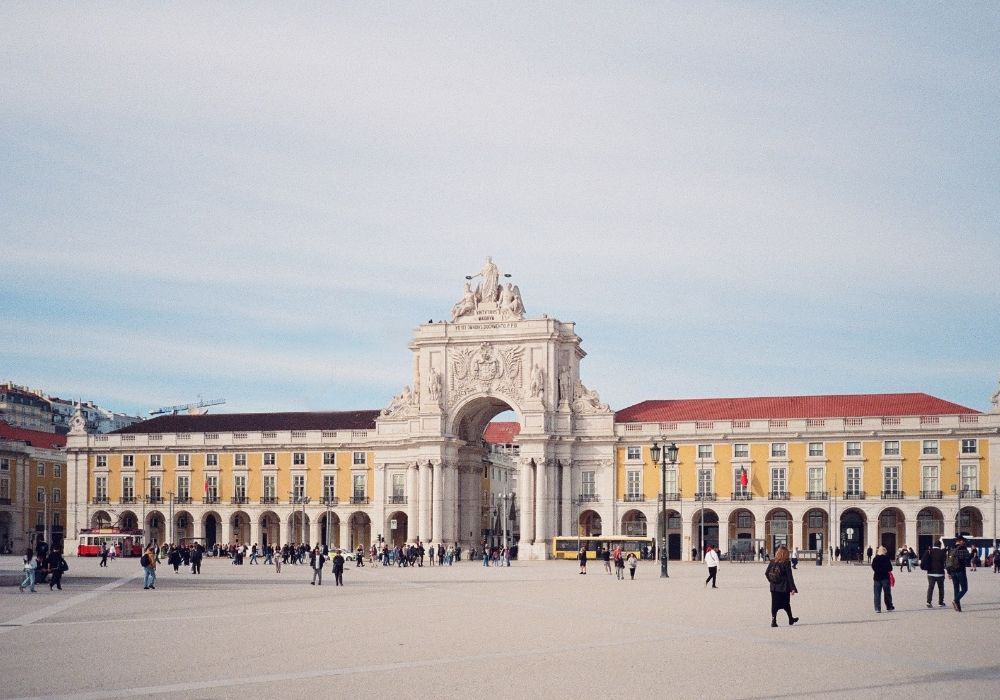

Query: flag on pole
204 478 209 495
740 468 748 487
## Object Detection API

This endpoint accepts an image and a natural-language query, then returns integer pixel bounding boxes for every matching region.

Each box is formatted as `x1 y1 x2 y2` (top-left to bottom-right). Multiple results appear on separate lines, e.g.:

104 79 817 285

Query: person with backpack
920 540 947 608
141 545 157 590
704 544 720 588
765 544 798 627
19 548 37 593
946 536 972 612
871 546 894 613
44 548 67 591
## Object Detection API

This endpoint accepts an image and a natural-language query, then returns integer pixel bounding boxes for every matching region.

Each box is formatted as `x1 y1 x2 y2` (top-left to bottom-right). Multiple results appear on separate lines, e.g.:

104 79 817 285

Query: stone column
519 460 535 546
535 459 548 549
717 514 729 556
904 514 918 553
445 464 459 543
432 461 443 544
193 513 205 543
309 516 321 547
222 516 233 546
754 515 766 559
560 461 573 536
419 463 432 542
682 513 694 561
339 518 350 551
251 518 262 548
407 462 419 541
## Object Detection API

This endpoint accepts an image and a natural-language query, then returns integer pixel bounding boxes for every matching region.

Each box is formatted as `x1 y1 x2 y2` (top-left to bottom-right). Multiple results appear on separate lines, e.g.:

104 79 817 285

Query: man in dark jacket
871 546 894 613
332 550 345 586
46 549 67 591
920 540 947 608
191 544 203 574
948 536 972 612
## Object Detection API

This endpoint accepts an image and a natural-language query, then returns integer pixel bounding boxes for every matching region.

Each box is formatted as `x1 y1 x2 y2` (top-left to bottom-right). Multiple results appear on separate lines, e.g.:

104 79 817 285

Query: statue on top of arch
450 257 525 322
991 375 1000 413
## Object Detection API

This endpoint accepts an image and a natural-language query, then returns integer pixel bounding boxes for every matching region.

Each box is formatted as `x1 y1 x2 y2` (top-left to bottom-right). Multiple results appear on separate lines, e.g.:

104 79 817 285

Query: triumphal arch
374 257 616 559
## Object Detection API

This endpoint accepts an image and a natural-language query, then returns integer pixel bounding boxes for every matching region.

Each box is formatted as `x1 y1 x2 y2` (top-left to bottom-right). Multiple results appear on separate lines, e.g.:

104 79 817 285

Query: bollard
817 553 823 566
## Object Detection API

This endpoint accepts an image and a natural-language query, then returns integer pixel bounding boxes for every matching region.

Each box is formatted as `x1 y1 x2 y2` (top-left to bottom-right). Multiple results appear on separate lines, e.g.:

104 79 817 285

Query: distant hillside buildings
0 382 142 435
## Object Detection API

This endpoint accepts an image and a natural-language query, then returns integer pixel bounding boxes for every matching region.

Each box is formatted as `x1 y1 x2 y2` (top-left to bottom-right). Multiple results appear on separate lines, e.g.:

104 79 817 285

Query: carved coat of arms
450 342 524 402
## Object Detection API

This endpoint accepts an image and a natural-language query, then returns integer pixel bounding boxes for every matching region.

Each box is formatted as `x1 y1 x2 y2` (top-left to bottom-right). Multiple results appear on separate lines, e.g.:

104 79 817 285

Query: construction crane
149 398 226 417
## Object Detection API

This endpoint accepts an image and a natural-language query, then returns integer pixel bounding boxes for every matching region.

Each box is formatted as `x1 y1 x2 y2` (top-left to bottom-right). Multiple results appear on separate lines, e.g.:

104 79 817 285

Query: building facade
0 421 67 553
63 258 1000 558
0 382 142 434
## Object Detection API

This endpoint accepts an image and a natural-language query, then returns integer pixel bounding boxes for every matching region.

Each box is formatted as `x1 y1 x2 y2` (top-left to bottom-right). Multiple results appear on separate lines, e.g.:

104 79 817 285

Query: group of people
18 538 68 593
871 535 982 613
577 545 640 580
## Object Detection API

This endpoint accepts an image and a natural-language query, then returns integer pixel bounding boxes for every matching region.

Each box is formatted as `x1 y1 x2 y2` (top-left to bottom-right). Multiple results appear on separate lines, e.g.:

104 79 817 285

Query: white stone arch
445 391 524 442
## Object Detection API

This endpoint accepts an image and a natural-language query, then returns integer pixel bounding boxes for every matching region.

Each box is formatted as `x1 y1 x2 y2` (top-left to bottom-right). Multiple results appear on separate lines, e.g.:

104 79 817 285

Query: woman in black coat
766 545 799 627
871 545 894 612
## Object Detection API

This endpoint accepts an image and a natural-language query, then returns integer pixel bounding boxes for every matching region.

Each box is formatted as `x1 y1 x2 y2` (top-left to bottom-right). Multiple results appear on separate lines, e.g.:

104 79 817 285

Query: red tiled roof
614 393 979 423
113 410 381 434
483 421 520 444
0 421 66 448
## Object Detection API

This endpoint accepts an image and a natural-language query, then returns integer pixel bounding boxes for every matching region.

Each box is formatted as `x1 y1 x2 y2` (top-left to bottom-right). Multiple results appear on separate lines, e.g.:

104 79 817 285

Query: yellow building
0 421 67 553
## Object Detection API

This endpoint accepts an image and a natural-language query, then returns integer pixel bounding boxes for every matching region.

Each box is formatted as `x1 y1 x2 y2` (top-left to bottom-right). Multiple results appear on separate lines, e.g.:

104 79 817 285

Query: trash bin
816 553 823 566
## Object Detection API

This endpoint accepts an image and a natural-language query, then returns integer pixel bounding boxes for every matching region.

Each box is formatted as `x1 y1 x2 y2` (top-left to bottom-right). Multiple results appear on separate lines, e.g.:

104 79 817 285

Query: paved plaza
1 556 998 699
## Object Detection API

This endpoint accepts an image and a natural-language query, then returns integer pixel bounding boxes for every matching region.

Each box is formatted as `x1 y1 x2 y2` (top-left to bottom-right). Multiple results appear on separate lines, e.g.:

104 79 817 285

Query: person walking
191 544 203 574
946 535 972 612
765 544 798 627
45 548 67 591
332 549 345 586
249 543 259 565
141 545 157 590
602 546 612 575
626 552 638 580
99 544 110 568
19 548 37 593
310 547 325 586
871 545 894 613
866 546 873 563
578 547 587 575
614 548 625 580
168 545 181 573
356 544 365 567
705 544 720 588
791 547 800 570
274 544 283 573
920 540 947 608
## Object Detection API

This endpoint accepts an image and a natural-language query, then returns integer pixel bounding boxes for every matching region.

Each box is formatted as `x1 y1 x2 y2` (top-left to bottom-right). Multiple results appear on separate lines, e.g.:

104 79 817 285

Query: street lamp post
954 466 962 537
649 440 679 578
168 491 175 545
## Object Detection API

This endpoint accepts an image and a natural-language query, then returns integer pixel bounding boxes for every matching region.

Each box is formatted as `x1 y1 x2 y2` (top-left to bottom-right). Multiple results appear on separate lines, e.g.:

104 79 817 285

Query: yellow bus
551 535 654 560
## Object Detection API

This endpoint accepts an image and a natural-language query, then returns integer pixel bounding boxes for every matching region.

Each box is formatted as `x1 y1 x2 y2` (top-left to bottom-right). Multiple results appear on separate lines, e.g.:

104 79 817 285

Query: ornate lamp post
649 440 679 578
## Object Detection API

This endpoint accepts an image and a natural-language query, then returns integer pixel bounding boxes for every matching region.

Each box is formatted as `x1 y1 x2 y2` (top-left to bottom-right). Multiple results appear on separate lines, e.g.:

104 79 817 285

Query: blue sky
2 3 998 417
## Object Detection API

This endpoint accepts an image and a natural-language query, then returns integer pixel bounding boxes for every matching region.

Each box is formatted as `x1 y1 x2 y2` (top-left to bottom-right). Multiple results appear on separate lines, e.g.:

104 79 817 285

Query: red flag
204 478 209 495
740 468 748 487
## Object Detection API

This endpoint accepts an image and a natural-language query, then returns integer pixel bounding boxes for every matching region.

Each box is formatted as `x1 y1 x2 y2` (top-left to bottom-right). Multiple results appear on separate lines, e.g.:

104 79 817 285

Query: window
206 453 218 467
54 463 61 477
922 440 938 456
292 474 305 501
122 455 134 468
392 473 405 499
177 475 190 500
149 476 161 500
846 442 862 457
737 512 752 528
921 465 939 493
95 476 107 500
323 474 336 501
733 443 749 459
697 468 713 495
353 451 366 465
262 475 275 500
293 452 306 466
808 511 824 528
883 441 900 456
626 446 641 461
770 443 787 458
663 468 677 496
149 454 161 467
234 475 246 500
808 442 823 457
697 444 713 459
733 467 749 496
883 465 899 493
961 439 977 455
581 471 596 496
37 462 45 477
770 467 786 494
0 478 9 499
36 511 44 528
37 487 45 503
206 475 218 500
96 455 108 468
177 454 190 467
808 467 824 493
353 474 366 498
626 470 641 498
323 452 336 466
236 453 249 467
960 463 978 492
0 458 8 471
122 476 134 500
846 467 861 495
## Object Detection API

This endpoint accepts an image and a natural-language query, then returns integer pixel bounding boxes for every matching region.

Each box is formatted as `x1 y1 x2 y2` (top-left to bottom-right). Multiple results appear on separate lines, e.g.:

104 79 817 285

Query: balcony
230 496 249 505
350 496 370 505
91 497 109 505
806 491 828 500
577 494 600 503
202 496 220 504
259 496 278 505
880 490 905 500
768 491 790 501
920 490 943 499
959 489 982 499
119 496 137 504
175 496 192 505
623 493 645 502
843 491 866 500
657 492 681 502
388 495 407 505
730 492 753 501
290 496 311 505
694 492 716 501
321 497 339 506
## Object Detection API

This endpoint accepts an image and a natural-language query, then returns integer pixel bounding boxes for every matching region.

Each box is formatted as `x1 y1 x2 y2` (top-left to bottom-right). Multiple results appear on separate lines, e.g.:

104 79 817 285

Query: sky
2 2 999 418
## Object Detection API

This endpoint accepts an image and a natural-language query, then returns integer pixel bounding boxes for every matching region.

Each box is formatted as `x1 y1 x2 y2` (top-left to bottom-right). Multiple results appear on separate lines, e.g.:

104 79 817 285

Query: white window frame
262 452 275 466
581 470 596 496
960 439 977 455
177 475 190 500
770 467 787 494
234 475 247 500
149 475 162 500
883 440 900 456
122 476 134 500
697 444 713 459
206 474 219 499
626 446 641 461
845 441 862 457
206 453 218 467
626 470 641 498
352 473 366 498
37 462 45 477
293 452 306 466
353 451 367 466
149 454 161 468
770 443 787 458
95 476 108 500
883 465 899 493
922 440 938 456
53 463 61 477
177 453 190 467
808 466 824 493
36 487 45 503
262 474 275 499
391 473 406 498
292 474 306 500
732 467 749 497
808 442 824 457
122 454 134 468
663 468 677 496
846 466 862 495
323 452 336 466
960 463 978 492
322 474 336 501
921 464 939 493
733 443 749 459
697 468 714 495
96 455 108 468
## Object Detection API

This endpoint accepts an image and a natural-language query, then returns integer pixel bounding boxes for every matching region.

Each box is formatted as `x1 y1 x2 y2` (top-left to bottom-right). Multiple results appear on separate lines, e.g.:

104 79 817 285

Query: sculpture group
451 257 525 321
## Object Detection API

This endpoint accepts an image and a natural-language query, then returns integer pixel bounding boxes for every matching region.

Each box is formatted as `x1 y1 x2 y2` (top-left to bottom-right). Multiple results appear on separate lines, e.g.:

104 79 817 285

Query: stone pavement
0 555 998 699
